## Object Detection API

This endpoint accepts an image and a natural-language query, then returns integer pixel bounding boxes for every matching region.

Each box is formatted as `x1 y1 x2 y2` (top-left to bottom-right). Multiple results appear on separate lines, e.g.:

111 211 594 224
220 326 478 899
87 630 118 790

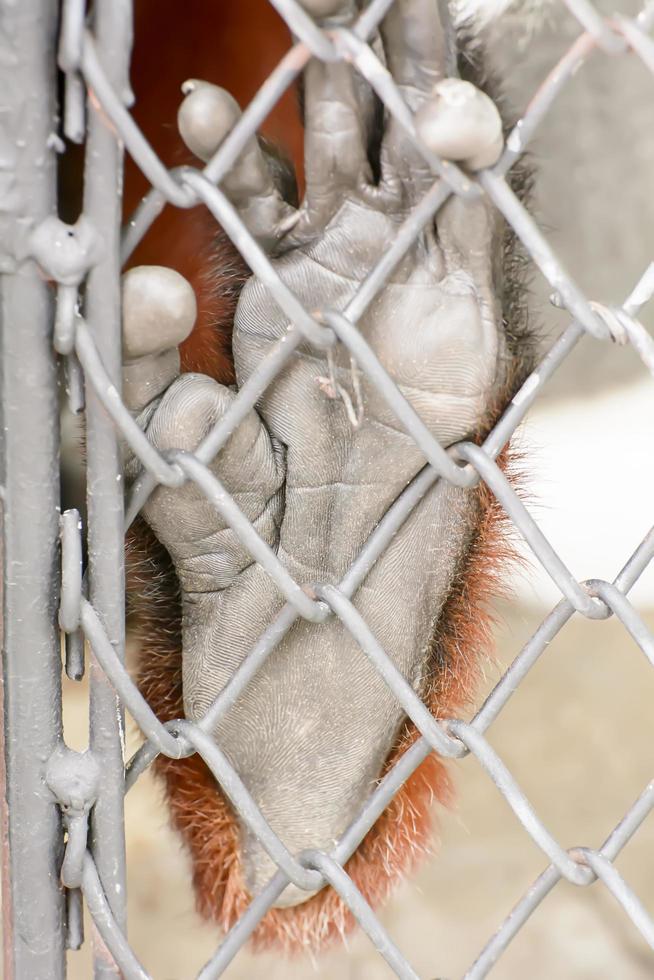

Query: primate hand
125 0 522 941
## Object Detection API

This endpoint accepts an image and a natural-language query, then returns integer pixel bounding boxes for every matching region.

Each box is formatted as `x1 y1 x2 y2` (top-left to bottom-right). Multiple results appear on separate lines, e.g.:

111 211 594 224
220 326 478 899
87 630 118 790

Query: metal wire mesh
1 1 654 977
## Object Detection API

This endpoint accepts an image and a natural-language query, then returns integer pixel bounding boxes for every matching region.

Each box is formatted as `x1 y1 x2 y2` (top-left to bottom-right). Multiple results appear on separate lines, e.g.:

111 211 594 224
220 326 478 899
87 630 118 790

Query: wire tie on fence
590 302 629 345
46 746 100 890
578 580 611 619
591 301 654 377
27 215 103 354
552 266 654 377
567 845 599 880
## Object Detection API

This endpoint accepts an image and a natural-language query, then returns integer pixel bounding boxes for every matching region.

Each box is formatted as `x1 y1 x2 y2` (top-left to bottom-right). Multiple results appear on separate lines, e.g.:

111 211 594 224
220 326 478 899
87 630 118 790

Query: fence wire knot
46 747 100 890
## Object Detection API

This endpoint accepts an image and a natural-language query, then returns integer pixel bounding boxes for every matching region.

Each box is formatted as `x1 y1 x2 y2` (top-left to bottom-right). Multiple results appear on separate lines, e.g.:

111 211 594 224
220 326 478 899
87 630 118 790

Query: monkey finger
121 265 197 415
177 81 297 247
299 2 374 221
380 0 447 98
301 60 372 218
379 0 448 193
415 79 504 307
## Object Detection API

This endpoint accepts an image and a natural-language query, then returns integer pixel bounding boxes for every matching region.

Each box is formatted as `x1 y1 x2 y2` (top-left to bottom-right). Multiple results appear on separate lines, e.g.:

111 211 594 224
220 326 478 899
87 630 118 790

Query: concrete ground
61 600 654 980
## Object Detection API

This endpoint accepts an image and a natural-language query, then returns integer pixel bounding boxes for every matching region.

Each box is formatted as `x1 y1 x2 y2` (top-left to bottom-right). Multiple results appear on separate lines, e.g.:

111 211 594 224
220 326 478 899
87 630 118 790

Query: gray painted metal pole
82 2 133 976
0 2 65 978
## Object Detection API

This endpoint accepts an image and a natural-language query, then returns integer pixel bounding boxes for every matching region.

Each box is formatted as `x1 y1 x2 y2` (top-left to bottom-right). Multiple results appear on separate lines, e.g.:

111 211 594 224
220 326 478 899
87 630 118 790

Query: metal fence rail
1 0 654 977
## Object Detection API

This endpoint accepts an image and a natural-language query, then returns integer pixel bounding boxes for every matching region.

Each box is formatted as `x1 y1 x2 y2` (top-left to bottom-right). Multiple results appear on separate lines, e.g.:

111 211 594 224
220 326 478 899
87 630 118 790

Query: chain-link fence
1 0 654 977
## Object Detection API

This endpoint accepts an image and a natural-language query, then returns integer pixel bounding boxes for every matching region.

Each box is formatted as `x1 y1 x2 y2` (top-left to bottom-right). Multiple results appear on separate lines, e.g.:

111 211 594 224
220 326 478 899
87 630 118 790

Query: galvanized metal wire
2 0 654 977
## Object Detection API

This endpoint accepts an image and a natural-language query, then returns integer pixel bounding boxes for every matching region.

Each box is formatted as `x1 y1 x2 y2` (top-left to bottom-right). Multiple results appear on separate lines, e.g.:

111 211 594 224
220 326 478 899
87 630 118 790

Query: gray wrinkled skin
124 0 509 905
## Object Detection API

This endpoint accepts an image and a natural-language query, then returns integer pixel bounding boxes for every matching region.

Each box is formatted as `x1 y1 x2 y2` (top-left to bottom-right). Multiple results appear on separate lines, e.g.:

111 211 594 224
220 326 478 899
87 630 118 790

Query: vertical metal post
0 2 64 978
83 2 133 976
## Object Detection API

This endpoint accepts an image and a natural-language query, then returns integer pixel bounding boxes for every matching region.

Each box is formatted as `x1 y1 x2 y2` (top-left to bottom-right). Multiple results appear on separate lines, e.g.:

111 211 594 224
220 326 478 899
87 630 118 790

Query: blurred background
54 1 654 977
